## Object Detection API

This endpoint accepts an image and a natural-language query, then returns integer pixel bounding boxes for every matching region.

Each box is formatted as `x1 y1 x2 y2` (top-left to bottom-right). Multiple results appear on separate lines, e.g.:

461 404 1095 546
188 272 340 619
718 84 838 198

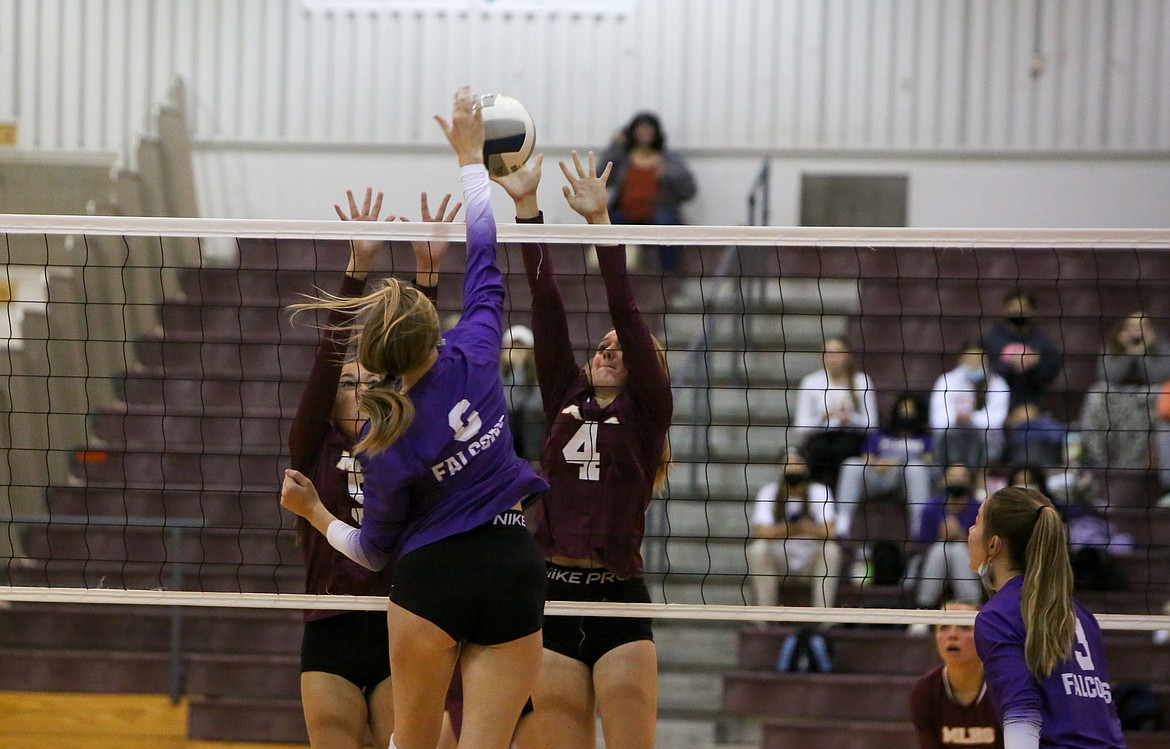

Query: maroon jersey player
910 600 1003 749
289 187 458 749
493 150 672 749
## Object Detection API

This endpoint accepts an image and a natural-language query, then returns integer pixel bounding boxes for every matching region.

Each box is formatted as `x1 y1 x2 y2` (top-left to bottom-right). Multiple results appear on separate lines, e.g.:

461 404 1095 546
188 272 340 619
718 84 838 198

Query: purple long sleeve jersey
328 165 549 570
975 575 1126 748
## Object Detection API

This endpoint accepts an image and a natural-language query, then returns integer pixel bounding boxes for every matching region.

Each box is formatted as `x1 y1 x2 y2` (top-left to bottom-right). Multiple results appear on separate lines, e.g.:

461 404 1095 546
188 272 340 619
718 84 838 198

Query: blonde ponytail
984 487 1076 679
290 278 440 456
1021 505 1075 677
356 386 415 456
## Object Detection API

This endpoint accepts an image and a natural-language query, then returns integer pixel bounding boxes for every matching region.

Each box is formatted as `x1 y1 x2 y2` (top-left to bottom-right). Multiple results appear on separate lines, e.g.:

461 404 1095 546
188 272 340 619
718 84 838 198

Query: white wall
6 0 1170 227
193 147 1170 228
5 0 1170 159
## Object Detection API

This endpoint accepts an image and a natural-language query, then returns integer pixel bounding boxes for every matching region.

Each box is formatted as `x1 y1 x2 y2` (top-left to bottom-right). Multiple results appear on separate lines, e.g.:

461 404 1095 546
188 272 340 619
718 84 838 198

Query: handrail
682 157 772 486
646 158 771 576
2 512 204 702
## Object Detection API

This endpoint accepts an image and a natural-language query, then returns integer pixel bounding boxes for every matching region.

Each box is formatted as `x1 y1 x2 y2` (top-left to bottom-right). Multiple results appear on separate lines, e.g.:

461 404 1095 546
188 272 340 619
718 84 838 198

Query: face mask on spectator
784 471 810 487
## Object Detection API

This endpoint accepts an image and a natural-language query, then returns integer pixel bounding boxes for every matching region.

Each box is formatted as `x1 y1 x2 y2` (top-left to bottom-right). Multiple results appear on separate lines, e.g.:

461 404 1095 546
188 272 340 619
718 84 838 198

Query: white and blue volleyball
479 93 536 177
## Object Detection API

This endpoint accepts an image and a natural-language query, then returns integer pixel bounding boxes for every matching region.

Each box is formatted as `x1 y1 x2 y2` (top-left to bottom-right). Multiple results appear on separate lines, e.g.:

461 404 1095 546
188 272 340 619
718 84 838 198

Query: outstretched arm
493 155 581 408
280 469 390 571
435 87 505 355
562 150 672 428
288 188 388 472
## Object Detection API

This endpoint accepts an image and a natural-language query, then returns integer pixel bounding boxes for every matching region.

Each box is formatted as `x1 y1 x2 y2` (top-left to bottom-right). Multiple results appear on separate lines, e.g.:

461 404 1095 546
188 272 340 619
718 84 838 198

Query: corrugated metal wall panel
4 0 1169 160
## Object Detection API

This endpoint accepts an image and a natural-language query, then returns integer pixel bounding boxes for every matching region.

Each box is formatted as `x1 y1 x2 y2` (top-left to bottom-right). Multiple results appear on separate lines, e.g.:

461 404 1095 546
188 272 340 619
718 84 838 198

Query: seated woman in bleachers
835 393 933 541
913 465 982 611
929 343 1010 470
1079 310 1170 470
747 452 842 612
793 336 878 487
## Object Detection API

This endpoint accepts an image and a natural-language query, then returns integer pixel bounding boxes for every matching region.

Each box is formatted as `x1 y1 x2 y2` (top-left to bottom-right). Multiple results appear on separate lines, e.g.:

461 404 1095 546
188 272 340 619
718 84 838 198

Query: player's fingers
445 201 463 222
371 191 384 219
420 191 432 221
558 159 576 186
346 189 359 217
571 150 586 178
334 204 349 221
435 193 453 222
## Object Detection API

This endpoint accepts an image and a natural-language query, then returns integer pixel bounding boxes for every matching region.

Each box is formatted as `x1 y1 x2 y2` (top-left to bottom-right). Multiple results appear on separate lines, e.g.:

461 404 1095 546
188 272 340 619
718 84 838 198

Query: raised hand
334 187 397 279
401 191 462 287
435 86 484 167
560 150 612 225
491 154 544 219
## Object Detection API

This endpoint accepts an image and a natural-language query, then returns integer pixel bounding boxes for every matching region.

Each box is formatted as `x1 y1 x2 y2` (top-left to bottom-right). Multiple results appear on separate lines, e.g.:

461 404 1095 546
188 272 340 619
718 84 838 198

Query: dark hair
1002 288 1037 308
1106 310 1148 355
983 486 1074 678
888 392 928 435
623 112 665 152
959 341 988 412
1009 464 1048 493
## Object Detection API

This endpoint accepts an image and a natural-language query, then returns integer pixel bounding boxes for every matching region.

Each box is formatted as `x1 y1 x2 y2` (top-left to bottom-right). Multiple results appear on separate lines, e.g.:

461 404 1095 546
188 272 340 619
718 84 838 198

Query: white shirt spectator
751 480 836 573
793 369 878 440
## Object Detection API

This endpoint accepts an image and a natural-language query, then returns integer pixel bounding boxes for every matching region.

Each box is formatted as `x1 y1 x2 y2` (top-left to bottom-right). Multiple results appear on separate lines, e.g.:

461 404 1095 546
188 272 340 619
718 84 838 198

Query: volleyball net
2 215 1169 632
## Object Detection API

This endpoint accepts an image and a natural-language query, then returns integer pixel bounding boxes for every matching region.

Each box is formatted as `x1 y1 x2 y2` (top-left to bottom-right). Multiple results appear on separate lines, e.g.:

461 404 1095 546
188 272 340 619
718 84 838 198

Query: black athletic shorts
541 563 654 667
301 610 391 692
391 511 546 646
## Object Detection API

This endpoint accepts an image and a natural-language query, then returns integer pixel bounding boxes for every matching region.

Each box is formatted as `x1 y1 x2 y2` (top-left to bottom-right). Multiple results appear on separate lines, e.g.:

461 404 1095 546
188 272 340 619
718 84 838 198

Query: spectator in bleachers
1007 464 1048 496
929 343 1010 470
1002 403 1066 472
1157 381 1170 507
794 336 878 487
500 324 543 463
747 452 842 612
913 465 983 611
835 393 933 541
1080 310 1170 470
601 111 696 275
909 600 1003 749
982 289 1062 411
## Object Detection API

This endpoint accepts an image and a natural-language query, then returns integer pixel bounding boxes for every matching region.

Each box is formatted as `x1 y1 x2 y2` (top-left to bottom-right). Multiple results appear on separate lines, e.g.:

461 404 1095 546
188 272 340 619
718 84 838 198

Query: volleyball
479 93 536 177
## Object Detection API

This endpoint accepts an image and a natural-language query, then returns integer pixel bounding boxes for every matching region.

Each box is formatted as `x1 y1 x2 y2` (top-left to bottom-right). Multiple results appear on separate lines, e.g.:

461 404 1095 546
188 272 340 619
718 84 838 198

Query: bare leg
459 631 544 749
367 676 395 749
594 640 657 749
301 671 371 749
522 648 595 749
386 602 460 749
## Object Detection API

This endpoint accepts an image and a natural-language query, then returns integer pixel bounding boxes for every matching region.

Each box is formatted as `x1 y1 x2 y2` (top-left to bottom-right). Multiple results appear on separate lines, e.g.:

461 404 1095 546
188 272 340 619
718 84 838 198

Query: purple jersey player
288 186 459 749
968 487 1126 749
281 87 549 749
491 149 672 749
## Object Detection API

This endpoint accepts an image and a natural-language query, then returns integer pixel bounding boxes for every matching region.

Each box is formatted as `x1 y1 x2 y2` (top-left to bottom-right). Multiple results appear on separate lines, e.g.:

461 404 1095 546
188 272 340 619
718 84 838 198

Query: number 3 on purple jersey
563 422 601 481
1073 618 1096 671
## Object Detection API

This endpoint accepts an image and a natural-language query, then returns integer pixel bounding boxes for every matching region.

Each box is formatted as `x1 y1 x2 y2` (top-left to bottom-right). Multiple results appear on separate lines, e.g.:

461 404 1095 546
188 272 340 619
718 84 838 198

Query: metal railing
645 158 771 575
2 513 205 703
